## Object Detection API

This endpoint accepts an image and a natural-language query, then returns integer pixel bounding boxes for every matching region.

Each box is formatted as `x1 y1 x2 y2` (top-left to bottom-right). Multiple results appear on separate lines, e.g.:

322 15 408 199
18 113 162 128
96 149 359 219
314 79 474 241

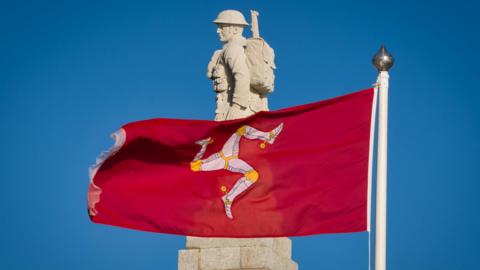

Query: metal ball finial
372 45 394 72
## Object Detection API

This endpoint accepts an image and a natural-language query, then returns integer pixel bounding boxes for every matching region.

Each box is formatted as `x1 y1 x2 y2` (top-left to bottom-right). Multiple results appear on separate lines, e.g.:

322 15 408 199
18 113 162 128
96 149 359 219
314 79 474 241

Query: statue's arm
207 50 222 79
225 45 250 108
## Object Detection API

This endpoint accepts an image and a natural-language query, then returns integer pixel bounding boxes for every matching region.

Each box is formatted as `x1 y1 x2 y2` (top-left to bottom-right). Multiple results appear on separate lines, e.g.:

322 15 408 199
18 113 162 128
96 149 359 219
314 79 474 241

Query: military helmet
213 10 249 26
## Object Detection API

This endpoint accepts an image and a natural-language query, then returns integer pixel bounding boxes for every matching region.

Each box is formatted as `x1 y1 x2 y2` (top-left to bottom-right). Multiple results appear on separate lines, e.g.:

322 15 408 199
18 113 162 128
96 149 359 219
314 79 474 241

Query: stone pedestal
178 237 298 270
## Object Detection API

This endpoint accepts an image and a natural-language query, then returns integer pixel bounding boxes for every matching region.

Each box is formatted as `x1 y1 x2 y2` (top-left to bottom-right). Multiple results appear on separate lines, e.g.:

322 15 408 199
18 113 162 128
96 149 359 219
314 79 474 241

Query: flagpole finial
372 45 394 72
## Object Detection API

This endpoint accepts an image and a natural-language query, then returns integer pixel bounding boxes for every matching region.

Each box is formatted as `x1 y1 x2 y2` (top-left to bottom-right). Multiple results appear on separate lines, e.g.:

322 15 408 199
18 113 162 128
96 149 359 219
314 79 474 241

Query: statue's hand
207 50 223 78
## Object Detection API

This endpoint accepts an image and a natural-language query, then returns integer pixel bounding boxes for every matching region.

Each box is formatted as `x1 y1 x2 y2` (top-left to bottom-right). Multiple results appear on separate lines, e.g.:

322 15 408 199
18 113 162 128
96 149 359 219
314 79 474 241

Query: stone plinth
178 237 298 270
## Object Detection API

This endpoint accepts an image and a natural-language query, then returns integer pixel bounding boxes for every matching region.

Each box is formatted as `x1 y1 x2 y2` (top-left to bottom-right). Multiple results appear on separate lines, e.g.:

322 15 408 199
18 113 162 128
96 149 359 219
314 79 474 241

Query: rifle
250 10 260 39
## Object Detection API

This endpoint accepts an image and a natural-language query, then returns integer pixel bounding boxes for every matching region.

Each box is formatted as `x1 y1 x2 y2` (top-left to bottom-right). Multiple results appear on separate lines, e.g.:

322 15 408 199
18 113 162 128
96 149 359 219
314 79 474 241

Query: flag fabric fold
88 88 377 237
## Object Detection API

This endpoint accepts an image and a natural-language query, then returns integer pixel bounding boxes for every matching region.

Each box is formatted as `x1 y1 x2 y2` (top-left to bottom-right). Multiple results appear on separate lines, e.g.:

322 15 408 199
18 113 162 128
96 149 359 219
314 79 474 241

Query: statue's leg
225 104 253 120
221 159 258 219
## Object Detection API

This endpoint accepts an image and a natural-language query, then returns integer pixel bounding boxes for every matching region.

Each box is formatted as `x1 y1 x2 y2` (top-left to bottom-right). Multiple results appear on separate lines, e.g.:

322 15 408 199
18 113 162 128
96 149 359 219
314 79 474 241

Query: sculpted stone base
178 237 298 270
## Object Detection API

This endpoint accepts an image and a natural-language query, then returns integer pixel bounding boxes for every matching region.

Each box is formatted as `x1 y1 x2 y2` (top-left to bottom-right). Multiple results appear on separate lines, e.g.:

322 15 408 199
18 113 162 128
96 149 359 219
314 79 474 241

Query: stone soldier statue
207 10 273 121
179 10 296 270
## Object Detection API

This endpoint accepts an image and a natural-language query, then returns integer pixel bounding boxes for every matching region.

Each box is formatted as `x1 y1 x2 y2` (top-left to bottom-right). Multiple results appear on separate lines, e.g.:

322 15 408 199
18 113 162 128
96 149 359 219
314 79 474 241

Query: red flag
88 88 377 237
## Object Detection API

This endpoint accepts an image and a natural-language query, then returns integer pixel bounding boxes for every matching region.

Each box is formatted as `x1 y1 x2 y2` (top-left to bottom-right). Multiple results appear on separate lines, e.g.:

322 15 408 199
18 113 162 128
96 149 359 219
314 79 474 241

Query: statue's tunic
207 36 268 121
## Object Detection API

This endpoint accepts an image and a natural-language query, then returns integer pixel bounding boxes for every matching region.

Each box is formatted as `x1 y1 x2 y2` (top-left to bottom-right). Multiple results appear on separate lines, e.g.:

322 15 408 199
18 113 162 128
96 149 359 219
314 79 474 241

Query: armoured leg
192 153 225 172
192 137 213 162
221 169 258 219
221 132 241 157
190 138 222 172
242 123 284 145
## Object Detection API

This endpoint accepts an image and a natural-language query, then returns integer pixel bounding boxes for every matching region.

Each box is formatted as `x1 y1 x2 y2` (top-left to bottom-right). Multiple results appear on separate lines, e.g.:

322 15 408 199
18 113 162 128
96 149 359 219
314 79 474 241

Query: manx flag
88 88 377 237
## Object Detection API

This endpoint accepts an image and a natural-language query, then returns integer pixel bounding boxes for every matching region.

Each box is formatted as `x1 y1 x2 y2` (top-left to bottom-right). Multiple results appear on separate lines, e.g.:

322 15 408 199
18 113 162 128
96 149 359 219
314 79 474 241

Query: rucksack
245 37 276 94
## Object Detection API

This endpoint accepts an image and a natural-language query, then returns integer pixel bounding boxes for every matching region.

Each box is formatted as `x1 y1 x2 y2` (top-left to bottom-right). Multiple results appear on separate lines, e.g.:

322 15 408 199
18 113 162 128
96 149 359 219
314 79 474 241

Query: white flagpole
372 45 394 270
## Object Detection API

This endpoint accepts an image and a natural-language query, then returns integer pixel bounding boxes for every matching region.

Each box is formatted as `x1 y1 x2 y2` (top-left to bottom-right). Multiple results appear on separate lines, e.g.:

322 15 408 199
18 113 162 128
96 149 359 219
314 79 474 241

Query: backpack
245 38 276 94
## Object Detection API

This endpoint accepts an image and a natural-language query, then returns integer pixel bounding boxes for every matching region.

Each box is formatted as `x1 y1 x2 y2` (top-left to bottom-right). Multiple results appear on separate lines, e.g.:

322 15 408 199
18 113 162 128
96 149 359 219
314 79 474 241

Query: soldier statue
207 10 275 121
179 10 296 270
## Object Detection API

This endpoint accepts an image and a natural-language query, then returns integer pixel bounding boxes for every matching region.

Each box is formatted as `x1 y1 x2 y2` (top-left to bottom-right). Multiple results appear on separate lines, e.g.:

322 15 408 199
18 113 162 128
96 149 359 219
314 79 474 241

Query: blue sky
1 0 479 269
